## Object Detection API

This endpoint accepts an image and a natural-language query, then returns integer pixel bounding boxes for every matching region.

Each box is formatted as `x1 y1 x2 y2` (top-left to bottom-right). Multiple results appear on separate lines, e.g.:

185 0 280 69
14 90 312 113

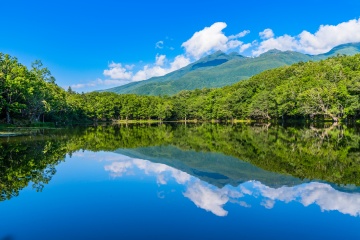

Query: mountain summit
100 42 360 96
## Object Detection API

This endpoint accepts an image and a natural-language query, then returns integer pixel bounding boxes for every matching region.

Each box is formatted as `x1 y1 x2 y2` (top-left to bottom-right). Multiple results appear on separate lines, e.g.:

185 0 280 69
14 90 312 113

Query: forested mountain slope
101 42 360 96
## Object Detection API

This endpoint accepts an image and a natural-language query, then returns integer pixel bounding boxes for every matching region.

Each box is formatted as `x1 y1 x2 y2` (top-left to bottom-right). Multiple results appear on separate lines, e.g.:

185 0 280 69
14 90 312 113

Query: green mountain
102 50 243 95
317 42 360 58
100 42 360 96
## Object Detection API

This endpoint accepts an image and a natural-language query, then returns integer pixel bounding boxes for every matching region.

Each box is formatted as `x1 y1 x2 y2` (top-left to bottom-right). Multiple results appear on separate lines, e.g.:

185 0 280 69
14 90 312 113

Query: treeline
2 53 360 123
0 53 173 123
172 54 360 122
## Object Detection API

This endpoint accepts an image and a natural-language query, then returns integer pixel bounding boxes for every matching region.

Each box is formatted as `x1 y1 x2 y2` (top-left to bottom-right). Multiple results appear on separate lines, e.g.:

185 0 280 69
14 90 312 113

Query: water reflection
250 181 360 216
103 152 360 217
2 123 360 217
104 156 191 185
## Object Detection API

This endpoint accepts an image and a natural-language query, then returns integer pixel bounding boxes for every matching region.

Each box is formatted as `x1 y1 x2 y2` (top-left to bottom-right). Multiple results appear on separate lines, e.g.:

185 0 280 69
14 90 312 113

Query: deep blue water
1 150 360 240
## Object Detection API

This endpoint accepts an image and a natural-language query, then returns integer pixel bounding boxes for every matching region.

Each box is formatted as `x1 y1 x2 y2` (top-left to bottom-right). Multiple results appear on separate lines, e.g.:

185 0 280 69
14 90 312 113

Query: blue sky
1 0 360 92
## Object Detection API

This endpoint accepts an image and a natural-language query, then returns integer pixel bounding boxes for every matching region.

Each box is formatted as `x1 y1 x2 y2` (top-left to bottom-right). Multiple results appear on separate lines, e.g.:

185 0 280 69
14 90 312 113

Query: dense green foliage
102 42 360 96
0 54 172 123
0 54 67 124
2 51 360 123
2 123 360 201
66 92 173 122
170 54 360 122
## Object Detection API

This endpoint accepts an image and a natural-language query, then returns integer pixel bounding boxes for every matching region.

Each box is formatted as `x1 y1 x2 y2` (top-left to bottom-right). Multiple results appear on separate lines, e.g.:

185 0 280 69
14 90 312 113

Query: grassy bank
114 119 254 124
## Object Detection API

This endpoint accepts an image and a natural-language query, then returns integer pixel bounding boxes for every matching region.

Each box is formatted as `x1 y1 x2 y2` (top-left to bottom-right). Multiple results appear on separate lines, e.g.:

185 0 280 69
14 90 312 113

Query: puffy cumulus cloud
132 54 190 81
253 18 360 56
132 65 169 81
298 19 360 54
100 54 191 84
182 22 250 59
259 28 274 39
169 54 191 71
252 34 298 55
103 62 133 80
182 22 227 59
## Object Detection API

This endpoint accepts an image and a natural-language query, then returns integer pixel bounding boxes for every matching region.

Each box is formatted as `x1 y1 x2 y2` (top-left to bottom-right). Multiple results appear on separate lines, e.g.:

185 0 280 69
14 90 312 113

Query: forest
1 53 360 124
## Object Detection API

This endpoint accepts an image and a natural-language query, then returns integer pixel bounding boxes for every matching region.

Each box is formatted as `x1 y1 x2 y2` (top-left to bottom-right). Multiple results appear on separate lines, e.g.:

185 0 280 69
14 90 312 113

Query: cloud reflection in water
100 153 360 217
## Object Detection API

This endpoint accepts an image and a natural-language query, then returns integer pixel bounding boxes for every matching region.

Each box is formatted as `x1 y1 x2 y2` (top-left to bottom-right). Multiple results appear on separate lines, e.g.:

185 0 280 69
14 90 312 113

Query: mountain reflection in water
102 152 360 217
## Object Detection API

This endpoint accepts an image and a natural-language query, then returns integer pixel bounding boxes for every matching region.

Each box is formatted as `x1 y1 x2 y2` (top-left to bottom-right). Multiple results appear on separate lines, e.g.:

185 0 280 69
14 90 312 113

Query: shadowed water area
1 123 360 239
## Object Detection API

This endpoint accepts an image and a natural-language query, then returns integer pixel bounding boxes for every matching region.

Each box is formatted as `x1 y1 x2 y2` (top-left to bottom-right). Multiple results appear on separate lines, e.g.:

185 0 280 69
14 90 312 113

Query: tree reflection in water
1 123 360 203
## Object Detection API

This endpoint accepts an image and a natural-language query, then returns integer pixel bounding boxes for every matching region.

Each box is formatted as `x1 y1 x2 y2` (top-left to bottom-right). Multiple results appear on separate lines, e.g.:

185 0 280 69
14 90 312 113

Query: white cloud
229 30 250 40
155 54 166 66
155 40 164 49
252 34 298 55
103 154 231 216
298 19 360 54
184 182 229 216
259 28 274 39
125 64 135 70
132 54 190 81
182 22 250 59
104 158 191 185
103 62 133 80
97 54 191 85
132 65 169 81
251 181 360 216
253 18 360 56
240 43 252 53
104 161 133 177
169 54 191 71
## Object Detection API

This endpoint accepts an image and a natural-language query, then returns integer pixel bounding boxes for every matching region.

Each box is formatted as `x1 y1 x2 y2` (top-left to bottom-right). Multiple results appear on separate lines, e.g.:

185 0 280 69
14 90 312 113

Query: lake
1 123 360 239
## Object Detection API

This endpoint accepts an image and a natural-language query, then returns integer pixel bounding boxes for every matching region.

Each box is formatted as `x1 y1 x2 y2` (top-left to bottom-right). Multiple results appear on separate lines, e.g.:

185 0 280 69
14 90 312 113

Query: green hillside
317 42 360 58
102 51 243 94
101 42 360 96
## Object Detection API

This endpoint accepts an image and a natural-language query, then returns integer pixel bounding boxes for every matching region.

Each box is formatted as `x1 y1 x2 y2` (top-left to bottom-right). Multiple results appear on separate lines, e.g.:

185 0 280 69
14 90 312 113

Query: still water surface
1 124 360 239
